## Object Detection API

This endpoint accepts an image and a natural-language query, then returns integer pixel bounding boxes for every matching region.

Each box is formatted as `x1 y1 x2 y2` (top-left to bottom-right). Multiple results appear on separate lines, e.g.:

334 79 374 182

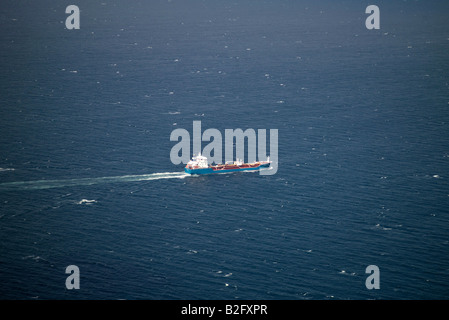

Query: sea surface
1 0 449 300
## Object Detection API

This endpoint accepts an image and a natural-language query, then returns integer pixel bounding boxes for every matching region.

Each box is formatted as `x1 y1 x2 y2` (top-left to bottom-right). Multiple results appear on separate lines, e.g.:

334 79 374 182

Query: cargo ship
184 153 271 175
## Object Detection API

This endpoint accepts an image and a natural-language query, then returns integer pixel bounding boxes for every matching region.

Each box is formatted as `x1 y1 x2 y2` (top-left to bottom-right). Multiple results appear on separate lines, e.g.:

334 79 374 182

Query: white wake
0 172 189 191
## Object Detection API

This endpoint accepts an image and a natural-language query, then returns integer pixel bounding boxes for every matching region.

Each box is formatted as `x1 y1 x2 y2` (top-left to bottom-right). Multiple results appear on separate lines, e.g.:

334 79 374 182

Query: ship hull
185 162 270 175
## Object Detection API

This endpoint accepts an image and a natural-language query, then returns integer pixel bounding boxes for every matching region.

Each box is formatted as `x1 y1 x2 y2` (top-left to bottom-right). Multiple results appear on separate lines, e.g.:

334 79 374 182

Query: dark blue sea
1 0 449 300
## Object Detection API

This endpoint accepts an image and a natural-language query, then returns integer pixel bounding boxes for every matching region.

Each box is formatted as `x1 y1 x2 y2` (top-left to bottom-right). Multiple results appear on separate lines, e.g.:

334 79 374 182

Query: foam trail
0 172 189 191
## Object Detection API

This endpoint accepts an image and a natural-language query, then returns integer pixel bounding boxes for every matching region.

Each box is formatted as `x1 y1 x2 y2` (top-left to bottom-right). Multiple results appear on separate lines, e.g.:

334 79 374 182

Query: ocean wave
77 199 97 205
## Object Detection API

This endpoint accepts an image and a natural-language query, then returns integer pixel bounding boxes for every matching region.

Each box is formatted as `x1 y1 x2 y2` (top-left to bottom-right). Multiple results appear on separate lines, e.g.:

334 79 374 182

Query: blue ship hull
184 163 269 175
